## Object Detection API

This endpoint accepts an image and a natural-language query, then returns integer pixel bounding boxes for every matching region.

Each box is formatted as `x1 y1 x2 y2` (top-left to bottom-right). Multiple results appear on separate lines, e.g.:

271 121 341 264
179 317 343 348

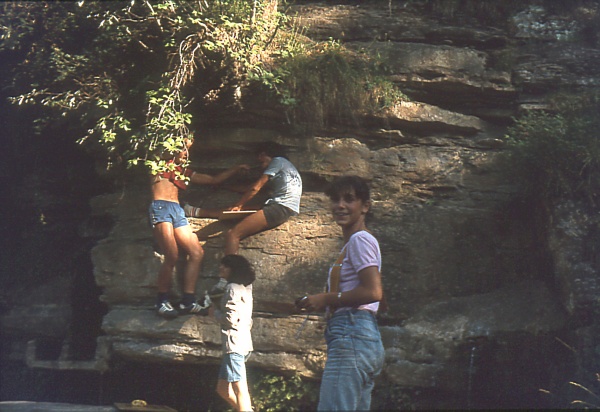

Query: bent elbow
369 284 383 303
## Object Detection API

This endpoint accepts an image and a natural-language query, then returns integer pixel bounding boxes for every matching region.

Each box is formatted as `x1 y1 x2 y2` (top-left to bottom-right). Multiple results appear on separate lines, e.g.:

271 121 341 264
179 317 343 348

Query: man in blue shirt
186 141 302 297
226 143 301 239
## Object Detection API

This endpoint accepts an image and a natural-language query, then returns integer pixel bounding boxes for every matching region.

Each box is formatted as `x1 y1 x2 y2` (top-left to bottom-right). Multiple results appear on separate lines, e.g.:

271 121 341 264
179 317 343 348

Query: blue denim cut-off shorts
219 352 251 382
149 200 188 229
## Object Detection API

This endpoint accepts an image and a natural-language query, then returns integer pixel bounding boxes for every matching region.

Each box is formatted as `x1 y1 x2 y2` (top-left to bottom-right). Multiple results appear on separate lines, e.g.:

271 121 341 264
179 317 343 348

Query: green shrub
505 92 600 203
2 1 298 175
250 371 318 411
371 380 417 410
253 40 408 132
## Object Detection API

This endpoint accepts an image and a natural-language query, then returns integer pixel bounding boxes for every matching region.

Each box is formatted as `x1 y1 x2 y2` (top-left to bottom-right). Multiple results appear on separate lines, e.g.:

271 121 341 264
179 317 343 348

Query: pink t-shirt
329 230 381 314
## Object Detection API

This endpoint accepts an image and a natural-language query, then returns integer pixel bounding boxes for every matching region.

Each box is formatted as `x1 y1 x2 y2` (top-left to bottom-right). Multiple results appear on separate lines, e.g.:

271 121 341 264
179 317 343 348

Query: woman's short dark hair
221 254 256 286
324 175 371 202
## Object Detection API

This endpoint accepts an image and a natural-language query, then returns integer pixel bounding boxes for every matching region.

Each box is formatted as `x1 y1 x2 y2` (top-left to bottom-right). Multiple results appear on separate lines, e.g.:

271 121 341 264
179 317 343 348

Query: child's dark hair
221 254 256 286
255 141 287 159
324 175 371 202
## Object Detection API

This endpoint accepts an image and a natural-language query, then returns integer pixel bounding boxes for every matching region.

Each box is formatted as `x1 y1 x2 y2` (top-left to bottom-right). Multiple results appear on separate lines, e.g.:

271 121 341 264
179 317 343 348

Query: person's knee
162 252 178 267
188 244 204 262
225 228 241 243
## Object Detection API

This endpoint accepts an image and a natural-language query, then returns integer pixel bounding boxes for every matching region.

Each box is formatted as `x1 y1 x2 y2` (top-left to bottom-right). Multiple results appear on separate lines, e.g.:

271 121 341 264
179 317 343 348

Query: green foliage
249 371 418 411
371 381 417 410
255 40 407 132
250 371 318 411
2 0 406 171
1 0 293 175
505 92 600 203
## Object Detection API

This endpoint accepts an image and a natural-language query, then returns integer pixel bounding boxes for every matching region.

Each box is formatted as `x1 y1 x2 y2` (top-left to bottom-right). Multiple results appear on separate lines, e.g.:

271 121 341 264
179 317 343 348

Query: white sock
183 203 201 217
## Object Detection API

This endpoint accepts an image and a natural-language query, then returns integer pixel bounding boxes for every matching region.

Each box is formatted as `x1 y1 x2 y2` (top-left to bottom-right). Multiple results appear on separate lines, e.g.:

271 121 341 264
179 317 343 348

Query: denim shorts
263 202 296 228
219 352 251 382
148 200 188 229
317 309 384 411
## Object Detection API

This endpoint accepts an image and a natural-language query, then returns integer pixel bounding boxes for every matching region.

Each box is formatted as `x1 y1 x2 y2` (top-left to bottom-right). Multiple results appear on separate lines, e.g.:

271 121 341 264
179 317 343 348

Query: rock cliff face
3 1 600 408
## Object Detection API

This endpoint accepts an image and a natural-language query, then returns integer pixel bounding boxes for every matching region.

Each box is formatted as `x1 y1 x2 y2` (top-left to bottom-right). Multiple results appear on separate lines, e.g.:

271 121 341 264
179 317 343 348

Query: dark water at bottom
1 358 570 411
0 357 225 412
0 330 585 411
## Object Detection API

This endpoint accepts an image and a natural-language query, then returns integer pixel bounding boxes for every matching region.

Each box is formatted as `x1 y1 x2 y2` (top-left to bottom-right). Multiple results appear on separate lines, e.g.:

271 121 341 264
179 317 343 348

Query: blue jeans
318 309 385 411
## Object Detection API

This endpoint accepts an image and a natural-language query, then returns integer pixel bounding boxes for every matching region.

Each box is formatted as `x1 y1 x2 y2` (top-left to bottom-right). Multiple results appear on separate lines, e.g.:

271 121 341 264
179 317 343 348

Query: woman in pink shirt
298 175 385 411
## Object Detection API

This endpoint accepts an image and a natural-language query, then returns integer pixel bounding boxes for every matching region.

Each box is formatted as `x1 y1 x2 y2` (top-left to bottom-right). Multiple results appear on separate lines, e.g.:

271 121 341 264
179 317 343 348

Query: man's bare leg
173 225 203 294
224 210 269 255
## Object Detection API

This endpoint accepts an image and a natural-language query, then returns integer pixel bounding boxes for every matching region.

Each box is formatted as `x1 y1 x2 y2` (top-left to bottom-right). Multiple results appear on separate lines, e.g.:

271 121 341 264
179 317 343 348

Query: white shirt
215 283 253 355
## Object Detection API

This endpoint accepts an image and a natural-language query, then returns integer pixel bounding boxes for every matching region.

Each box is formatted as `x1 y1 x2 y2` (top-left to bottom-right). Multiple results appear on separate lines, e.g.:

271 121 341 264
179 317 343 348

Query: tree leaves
2 0 291 175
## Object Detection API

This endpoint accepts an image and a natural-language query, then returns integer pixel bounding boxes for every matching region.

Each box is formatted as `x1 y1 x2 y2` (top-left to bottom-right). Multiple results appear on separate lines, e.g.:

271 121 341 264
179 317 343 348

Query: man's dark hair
221 254 256 286
255 141 287 159
324 175 371 202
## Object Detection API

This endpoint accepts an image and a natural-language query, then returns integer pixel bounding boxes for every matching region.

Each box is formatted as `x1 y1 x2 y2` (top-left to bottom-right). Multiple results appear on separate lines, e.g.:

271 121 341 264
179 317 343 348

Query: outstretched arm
230 174 270 211
189 164 249 186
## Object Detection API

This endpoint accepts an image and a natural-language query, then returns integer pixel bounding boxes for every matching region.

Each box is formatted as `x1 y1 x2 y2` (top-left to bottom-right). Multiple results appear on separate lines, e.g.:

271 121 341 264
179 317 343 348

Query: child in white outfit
211 255 255 412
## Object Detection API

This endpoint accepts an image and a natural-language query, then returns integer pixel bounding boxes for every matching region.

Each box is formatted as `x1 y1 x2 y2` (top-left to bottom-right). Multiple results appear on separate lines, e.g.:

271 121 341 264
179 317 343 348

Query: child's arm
212 287 237 329
221 295 238 329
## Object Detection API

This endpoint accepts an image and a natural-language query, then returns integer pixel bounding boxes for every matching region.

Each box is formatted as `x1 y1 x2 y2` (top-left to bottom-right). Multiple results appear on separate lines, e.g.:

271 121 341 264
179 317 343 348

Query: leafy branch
2 0 294 174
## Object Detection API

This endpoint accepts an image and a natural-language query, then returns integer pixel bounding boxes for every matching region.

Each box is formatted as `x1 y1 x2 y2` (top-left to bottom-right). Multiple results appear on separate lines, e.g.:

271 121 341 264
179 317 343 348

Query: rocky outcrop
3 1 599 407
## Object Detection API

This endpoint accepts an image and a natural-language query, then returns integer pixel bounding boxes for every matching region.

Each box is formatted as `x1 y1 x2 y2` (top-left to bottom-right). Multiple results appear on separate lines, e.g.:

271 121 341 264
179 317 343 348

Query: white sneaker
156 301 178 319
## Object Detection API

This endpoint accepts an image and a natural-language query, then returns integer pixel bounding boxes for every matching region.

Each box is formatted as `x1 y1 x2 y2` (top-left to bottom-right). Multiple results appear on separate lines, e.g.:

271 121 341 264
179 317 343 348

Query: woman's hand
297 266 382 314
298 293 329 313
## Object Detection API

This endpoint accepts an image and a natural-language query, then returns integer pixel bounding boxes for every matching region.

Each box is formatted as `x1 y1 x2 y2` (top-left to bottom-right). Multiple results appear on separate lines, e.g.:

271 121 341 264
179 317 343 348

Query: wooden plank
218 210 257 220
